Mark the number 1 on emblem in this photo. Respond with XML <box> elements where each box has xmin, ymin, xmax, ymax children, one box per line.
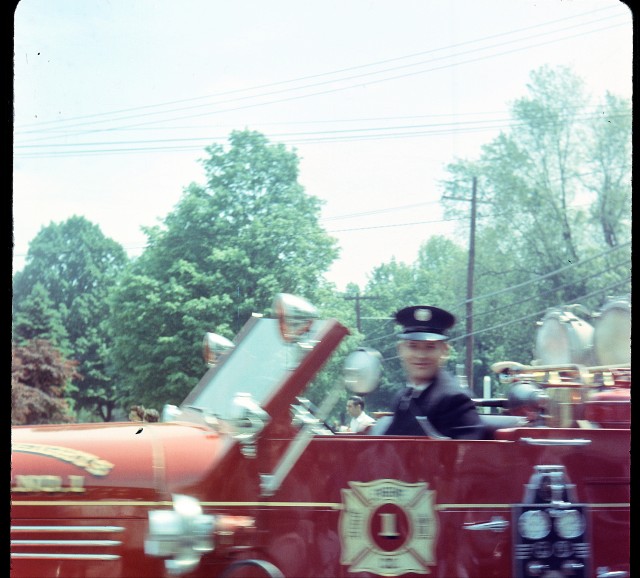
<box><xmin>379</xmin><ymin>513</ymin><xmax>400</xmax><ymax>538</ymax></box>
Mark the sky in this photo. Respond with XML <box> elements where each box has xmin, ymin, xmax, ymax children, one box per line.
<box><xmin>12</xmin><ymin>0</ymin><xmax>633</xmax><ymax>291</ymax></box>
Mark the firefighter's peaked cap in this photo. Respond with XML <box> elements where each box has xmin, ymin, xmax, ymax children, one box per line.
<box><xmin>394</xmin><ymin>305</ymin><xmax>455</xmax><ymax>341</ymax></box>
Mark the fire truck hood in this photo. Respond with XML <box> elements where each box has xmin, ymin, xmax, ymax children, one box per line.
<box><xmin>11</xmin><ymin>421</ymin><xmax>223</xmax><ymax>500</ymax></box>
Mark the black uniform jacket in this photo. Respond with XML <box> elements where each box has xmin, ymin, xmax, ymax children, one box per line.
<box><xmin>385</xmin><ymin>369</ymin><xmax>484</xmax><ymax>439</ymax></box>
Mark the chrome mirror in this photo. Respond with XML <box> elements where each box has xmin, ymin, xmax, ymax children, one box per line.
<box><xmin>343</xmin><ymin>347</ymin><xmax>383</xmax><ymax>394</ymax></box>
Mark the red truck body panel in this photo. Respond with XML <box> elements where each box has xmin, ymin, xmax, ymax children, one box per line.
<box><xmin>11</xmin><ymin>306</ymin><xmax>630</xmax><ymax>578</ymax></box>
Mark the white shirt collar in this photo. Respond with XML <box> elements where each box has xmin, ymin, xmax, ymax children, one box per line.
<box><xmin>408</xmin><ymin>381</ymin><xmax>432</xmax><ymax>396</ymax></box>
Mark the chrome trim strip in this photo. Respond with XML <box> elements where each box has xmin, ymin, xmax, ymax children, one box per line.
<box><xmin>11</xmin><ymin>553</ymin><xmax>120</xmax><ymax>560</ymax></box>
<box><xmin>12</xmin><ymin>539</ymin><xmax>121</xmax><ymax>547</ymax></box>
<box><xmin>463</xmin><ymin>517</ymin><xmax>510</xmax><ymax>532</ymax></box>
<box><xmin>12</xmin><ymin>500</ymin><xmax>175</xmax><ymax>507</ymax></box>
<box><xmin>520</xmin><ymin>437</ymin><xmax>592</xmax><ymax>446</ymax></box>
<box><xmin>10</xmin><ymin>500</ymin><xmax>631</xmax><ymax>509</ymax></box>
<box><xmin>11</xmin><ymin>525</ymin><xmax>124</xmax><ymax>533</ymax></box>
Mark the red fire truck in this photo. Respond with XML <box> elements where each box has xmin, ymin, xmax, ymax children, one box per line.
<box><xmin>11</xmin><ymin>293</ymin><xmax>630</xmax><ymax>578</ymax></box>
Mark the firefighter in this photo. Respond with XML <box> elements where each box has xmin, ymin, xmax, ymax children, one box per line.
<box><xmin>384</xmin><ymin>305</ymin><xmax>484</xmax><ymax>439</ymax></box>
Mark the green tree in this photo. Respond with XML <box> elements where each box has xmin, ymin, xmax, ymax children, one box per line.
<box><xmin>108</xmin><ymin>130</ymin><xmax>339</xmax><ymax>407</ymax></box>
<box><xmin>12</xmin><ymin>216</ymin><xmax>129</xmax><ymax>420</ymax></box>
<box><xmin>445</xmin><ymin>66</ymin><xmax>630</xmax><ymax>287</ymax></box>
<box><xmin>12</xmin><ymin>282</ymin><xmax>70</xmax><ymax>350</ymax></box>
<box><xmin>582</xmin><ymin>92</ymin><xmax>632</xmax><ymax>248</ymax></box>
<box><xmin>455</xmin><ymin>65</ymin><xmax>591</xmax><ymax>269</ymax></box>
<box><xmin>440</xmin><ymin>66</ymin><xmax>631</xmax><ymax>384</ymax></box>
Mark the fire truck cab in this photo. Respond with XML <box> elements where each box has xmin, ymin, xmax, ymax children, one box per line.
<box><xmin>11</xmin><ymin>293</ymin><xmax>630</xmax><ymax>578</ymax></box>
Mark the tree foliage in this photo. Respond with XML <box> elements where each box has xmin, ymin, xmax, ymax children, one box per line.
<box><xmin>345</xmin><ymin>66</ymin><xmax>630</xmax><ymax>402</ymax></box>
<box><xmin>12</xmin><ymin>67</ymin><xmax>630</xmax><ymax>422</ymax></box>
<box><xmin>400</xmin><ymin>66</ymin><xmax>629</xmax><ymax>394</ymax></box>
<box><xmin>582</xmin><ymin>92</ymin><xmax>632</xmax><ymax>248</ymax></box>
<box><xmin>12</xmin><ymin>216</ymin><xmax>129</xmax><ymax>419</ymax></box>
<box><xmin>108</xmin><ymin>130</ymin><xmax>340</xmax><ymax>407</ymax></box>
<box><xmin>12</xmin><ymin>282</ymin><xmax>70</xmax><ymax>350</ymax></box>
<box><xmin>11</xmin><ymin>340</ymin><xmax>79</xmax><ymax>425</ymax></box>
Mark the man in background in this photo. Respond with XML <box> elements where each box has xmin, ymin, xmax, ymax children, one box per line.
<box><xmin>346</xmin><ymin>395</ymin><xmax>376</xmax><ymax>433</ymax></box>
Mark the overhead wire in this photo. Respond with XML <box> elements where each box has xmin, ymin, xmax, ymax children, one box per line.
<box><xmin>378</xmin><ymin>275</ymin><xmax>630</xmax><ymax>363</ymax></box>
<box><xmin>322</xmin><ymin>200</ymin><xmax>442</xmax><ymax>222</ymax></box>
<box><xmin>464</xmin><ymin>256</ymin><xmax>631</xmax><ymax>323</ymax></box>
<box><xmin>14</xmin><ymin>7</ymin><xmax>628</xmax><ymax>150</ymax></box>
<box><xmin>15</xmin><ymin>4</ymin><xmax>621</xmax><ymax>134</ymax></box>
<box><xmin>452</xmin><ymin>241</ymin><xmax>630</xmax><ymax>308</ymax></box>
<box><xmin>358</xmin><ymin>243</ymin><xmax>631</xmax><ymax>350</ymax></box>
<box><xmin>447</xmin><ymin>276</ymin><xmax>631</xmax><ymax>345</ymax></box>
<box><xmin>14</xmin><ymin>108</ymin><xmax>629</xmax><ymax>158</ymax></box>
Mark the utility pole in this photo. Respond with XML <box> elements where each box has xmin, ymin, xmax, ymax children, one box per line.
<box><xmin>465</xmin><ymin>177</ymin><xmax>477</xmax><ymax>394</ymax></box>
<box><xmin>344</xmin><ymin>292</ymin><xmax>379</xmax><ymax>332</ymax></box>
<box><xmin>442</xmin><ymin>177</ymin><xmax>478</xmax><ymax>394</ymax></box>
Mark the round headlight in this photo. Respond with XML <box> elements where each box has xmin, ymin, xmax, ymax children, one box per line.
<box><xmin>554</xmin><ymin>509</ymin><xmax>585</xmax><ymax>539</ymax></box>
<box><xmin>518</xmin><ymin>509</ymin><xmax>551</xmax><ymax>540</ymax></box>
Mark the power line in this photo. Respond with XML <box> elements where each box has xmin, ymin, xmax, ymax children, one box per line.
<box><xmin>15</xmin><ymin>10</ymin><xmax>627</xmax><ymax>144</ymax></box>
<box><xmin>357</xmin><ymin>244</ymin><xmax>630</xmax><ymax>347</ymax></box>
<box><xmin>447</xmin><ymin>276</ymin><xmax>631</xmax><ymax>344</ymax></box>
<box><xmin>322</xmin><ymin>200</ymin><xmax>442</xmax><ymax>222</ymax></box>
<box><xmin>379</xmin><ymin>277</ymin><xmax>630</xmax><ymax>363</ymax></box>
<box><xmin>327</xmin><ymin>216</ymin><xmax>461</xmax><ymax>234</ymax></box>
<box><xmin>451</xmin><ymin>241</ymin><xmax>630</xmax><ymax>309</ymax></box>
<box><xmin>466</xmin><ymin>255</ymin><xmax>631</xmax><ymax>323</ymax></box>
<box><xmin>16</xmin><ymin>5</ymin><xmax>621</xmax><ymax>134</ymax></box>
<box><xmin>14</xmin><ymin>109</ymin><xmax>629</xmax><ymax>158</ymax></box>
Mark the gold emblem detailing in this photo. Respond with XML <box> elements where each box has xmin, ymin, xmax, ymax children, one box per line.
<box><xmin>339</xmin><ymin>479</ymin><xmax>438</xmax><ymax>576</ymax></box>
<box><xmin>12</xmin><ymin>443</ymin><xmax>114</xmax><ymax>476</ymax></box>
<box><xmin>414</xmin><ymin>308</ymin><xmax>432</xmax><ymax>322</ymax></box>
<box><xmin>12</xmin><ymin>475</ymin><xmax>86</xmax><ymax>493</ymax></box>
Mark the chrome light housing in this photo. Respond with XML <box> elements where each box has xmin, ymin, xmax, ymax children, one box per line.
<box><xmin>203</xmin><ymin>332</ymin><xmax>235</xmax><ymax>367</ymax></box>
<box><xmin>272</xmin><ymin>293</ymin><xmax>318</xmax><ymax>344</ymax></box>
<box><xmin>145</xmin><ymin>494</ymin><xmax>216</xmax><ymax>576</ymax></box>
<box><xmin>224</xmin><ymin>392</ymin><xmax>270</xmax><ymax>457</ymax></box>
<box><xmin>343</xmin><ymin>347</ymin><xmax>383</xmax><ymax>394</ymax></box>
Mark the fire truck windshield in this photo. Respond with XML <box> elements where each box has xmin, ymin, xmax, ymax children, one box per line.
<box><xmin>182</xmin><ymin>317</ymin><xmax>329</xmax><ymax>421</ymax></box>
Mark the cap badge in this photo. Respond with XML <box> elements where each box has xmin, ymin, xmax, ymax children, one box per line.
<box><xmin>414</xmin><ymin>308</ymin><xmax>432</xmax><ymax>322</ymax></box>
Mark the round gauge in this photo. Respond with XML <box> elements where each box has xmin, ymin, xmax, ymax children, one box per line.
<box><xmin>532</xmin><ymin>541</ymin><xmax>552</xmax><ymax>558</ymax></box>
<box><xmin>554</xmin><ymin>509</ymin><xmax>585</xmax><ymax>539</ymax></box>
<box><xmin>518</xmin><ymin>509</ymin><xmax>552</xmax><ymax>540</ymax></box>
<box><xmin>553</xmin><ymin>540</ymin><xmax>573</xmax><ymax>558</ymax></box>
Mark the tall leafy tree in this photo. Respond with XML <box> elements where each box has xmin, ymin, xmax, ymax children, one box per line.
<box><xmin>439</xmin><ymin>66</ymin><xmax>631</xmax><ymax>386</ymax></box>
<box><xmin>445</xmin><ymin>66</ymin><xmax>630</xmax><ymax>288</ymax></box>
<box><xmin>12</xmin><ymin>216</ymin><xmax>129</xmax><ymax>420</ymax></box>
<box><xmin>582</xmin><ymin>92</ymin><xmax>632</xmax><ymax>249</ymax></box>
<box><xmin>108</xmin><ymin>130</ymin><xmax>339</xmax><ymax>407</ymax></box>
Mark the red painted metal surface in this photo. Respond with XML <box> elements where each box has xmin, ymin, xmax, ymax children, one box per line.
<box><xmin>11</xmin><ymin>313</ymin><xmax>631</xmax><ymax>578</ymax></box>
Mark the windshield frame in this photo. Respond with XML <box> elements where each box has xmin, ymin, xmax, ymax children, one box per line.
<box><xmin>180</xmin><ymin>314</ymin><xmax>349</xmax><ymax>423</ymax></box>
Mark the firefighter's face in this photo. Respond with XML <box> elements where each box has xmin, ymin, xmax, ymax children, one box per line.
<box><xmin>397</xmin><ymin>339</ymin><xmax>448</xmax><ymax>384</ymax></box>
